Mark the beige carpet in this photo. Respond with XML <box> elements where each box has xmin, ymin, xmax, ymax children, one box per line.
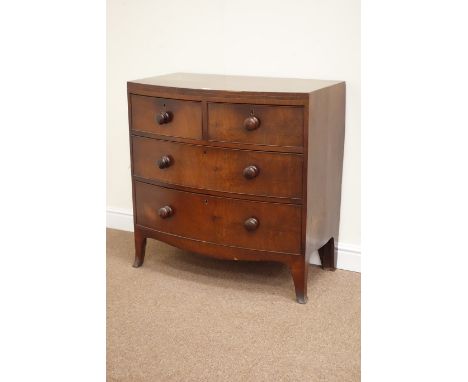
<box><xmin>107</xmin><ymin>228</ymin><xmax>360</xmax><ymax>382</ymax></box>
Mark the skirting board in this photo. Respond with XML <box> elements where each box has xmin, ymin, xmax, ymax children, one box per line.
<box><xmin>107</xmin><ymin>207</ymin><xmax>361</xmax><ymax>273</ymax></box>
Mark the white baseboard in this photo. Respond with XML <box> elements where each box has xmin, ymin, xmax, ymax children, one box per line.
<box><xmin>107</xmin><ymin>207</ymin><xmax>361</xmax><ymax>273</ymax></box>
<box><xmin>106</xmin><ymin>207</ymin><xmax>134</xmax><ymax>232</ymax></box>
<box><xmin>309</xmin><ymin>244</ymin><xmax>361</xmax><ymax>273</ymax></box>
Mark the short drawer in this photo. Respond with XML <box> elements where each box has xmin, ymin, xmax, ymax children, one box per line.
<box><xmin>135</xmin><ymin>182</ymin><xmax>302</xmax><ymax>254</ymax></box>
<box><xmin>130</xmin><ymin>95</ymin><xmax>202</xmax><ymax>139</ymax></box>
<box><xmin>207</xmin><ymin>102</ymin><xmax>304</xmax><ymax>148</ymax></box>
<box><xmin>132</xmin><ymin>136</ymin><xmax>303</xmax><ymax>200</ymax></box>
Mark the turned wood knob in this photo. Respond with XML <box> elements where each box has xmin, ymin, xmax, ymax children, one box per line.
<box><xmin>243</xmin><ymin>115</ymin><xmax>260</xmax><ymax>131</ymax></box>
<box><xmin>157</xmin><ymin>155</ymin><xmax>173</xmax><ymax>169</ymax></box>
<box><xmin>244</xmin><ymin>217</ymin><xmax>259</xmax><ymax>231</ymax></box>
<box><xmin>158</xmin><ymin>206</ymin><xmax>174</xmax><ymax>219</ymax></box>
<box><xmin>243</xmin><ymin>165</ymin><xmax>260</xmax><ymax>179</ymax></box>
<box><xmin>156</xmin><ymin>111</ymin><xmax>173</xmax><ymax>125</ymax></box>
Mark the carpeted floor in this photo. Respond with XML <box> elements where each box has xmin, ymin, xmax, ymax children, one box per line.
<box><xmin>107</xmin><ymin>228</ymin><xmax>360</xmax><ymax>381</ymax></box>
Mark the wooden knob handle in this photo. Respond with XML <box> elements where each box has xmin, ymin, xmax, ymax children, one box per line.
<box><xmin>158</xmin><ymin>206</ymin><xmax>174</xmax><ymax>219</ymax></box>
<box><xmin>243</xmin><ymin>165</ymin><xmax>260</xmax><ymax>179</ymax></box>
<box><xmin>156</xmin><ymin>111</ymin><xmax>173</xmax><ymax>125</ymax></box>
<box><xmin>244</xmin><ymin>217</ymin><xmax>259</xmax><ymax>231</ymax></box>
<box><xmin>243</xmin><ymin>115</ymin><xmax>260</xmax><ymax>131</ymax></box>
<box><xmin>157</xmin><ymin>155</ymin><xmax>173</xmax><ymax>169</ymax></box>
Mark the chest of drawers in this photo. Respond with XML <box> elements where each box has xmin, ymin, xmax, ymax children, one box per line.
<box><xmin>127</xmin><ymin>73</ymin><xmax>345</xmax><ymax>303</ymax></box>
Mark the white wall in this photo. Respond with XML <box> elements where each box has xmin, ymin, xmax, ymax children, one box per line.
<box><xmin>107</xmin><ymin>0</ymin><xmax>360</xmax><ymax>250</ymax></box>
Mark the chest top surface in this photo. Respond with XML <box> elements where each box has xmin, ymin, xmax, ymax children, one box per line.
<box><xmin>129</xmin><ymin>72</ymin><xmax>342</xmax><ymax>95</ymax></box>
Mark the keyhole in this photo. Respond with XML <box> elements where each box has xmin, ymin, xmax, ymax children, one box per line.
<box><xmin>204</xmin><ymin>199</ymin><xmax>208</xmax><ymax>204</ymax></box>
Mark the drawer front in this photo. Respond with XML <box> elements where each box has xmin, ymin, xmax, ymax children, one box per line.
<box><xmin>130</xmin><ymin>95</ymin><xmax>202</xmax><ymax>139</ymax></box>
<box><xmin>132</xmin><ymin>136</ymin><xmax>303</xmax><ymax>199</ymax></box>
<box><xmin>135</xmin><ymin>182</ymin><xmax>302</xmax><ymax>254</ymax></box>
<box><xmin>207</xmin><ymin>103</ymin><xmax>304</xmax><ymax>147</ymax></box>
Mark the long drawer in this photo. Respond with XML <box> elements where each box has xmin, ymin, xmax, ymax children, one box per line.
<box><xmin>132</xmin><ymin>136</ymin><xmax>303</xmax><ymax>200</ymax></box>
<box><xmin>135</xmin><ymin>182</ymin><xmax>302</xmax><ymax>254</ymax></box>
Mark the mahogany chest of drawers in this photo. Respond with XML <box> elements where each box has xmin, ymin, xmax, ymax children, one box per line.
<box><xmin>127</xmin><ymin>73</ymin><xmax>345</xmax><ymax>303</ymax></box>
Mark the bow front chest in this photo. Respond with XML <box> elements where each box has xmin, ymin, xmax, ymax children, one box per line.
<box><xmin>127</xmin><ymin>73</ymin><xmax>345</xmax><ymax>303</ymax></box>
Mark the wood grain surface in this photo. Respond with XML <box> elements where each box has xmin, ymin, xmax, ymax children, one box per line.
<box><xmin>132</xmin><ymin>136</ymin><xmax>303</xmax><ymax>200</ymax></box>
<box><xmin>135</xmin><ymin>181</ymin><xmax>302</xmax><ymax>254</ymax></box>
